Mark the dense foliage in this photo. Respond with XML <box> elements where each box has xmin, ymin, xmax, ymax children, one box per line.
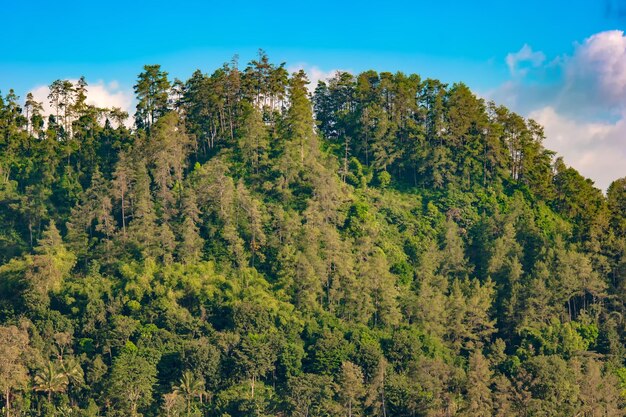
<box><xmin>1</xmin><ymin>51</ymin><xmax>626</xmax><ymax>416</ymax></box>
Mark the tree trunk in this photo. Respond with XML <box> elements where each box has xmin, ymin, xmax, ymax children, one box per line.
<box><xmin>381</xmin><ymin>388</ymin><xmax>387</xmax><ymax>417</ymax></box>
<box><xmin>5</xmin><ymin>388</ymin><xmax>10</xmax><ymax>417</ymax></box>
<box><xmin>567</xmin><ymin>298</ymin><xmax>572</xmax><ymax>322</ymax></box>
<box><xmin>121</xmin><ymin>190</ymin><xmax>126</xmax><ymax>237</ymax></box>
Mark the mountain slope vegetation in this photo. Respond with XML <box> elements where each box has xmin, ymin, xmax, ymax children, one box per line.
<box><xmin>1</xmin><ymin>51</ymin><xmax>626</xmax><ymax>416</ymax></box>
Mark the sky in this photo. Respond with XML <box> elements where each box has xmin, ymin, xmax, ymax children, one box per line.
<box><xmin>2</xmin><ymin>0</ymin><xmax>626</xmax><ymax>190</ymax></box>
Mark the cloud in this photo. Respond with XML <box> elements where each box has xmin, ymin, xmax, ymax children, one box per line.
<box><xmin>287</xmin><ymin>64</ymin><xmax>351</xmax><ymax>92</ymax></box>
<box><xmin>563</xmin><ymin>30</ymin><xmax>626</xmax><ymax>112</ymax></box>
<box><xmin>489</xmin><ymin>31</ymin><xmax>626</xmax><ymax>190</ymax></box>
<box><xmin>529</xmin><ymin>106</ymin><xmax>625</xmax><ymax>190</ymax></box>
<box><xmin>29</xmin><ymin>79</ymin><xmax>133</xmax><ymax>125</ymax></box>
<box><xmin>506</xmin><ymin>44</ymin><xmax>546</xmax><ymax>77</ymax></box>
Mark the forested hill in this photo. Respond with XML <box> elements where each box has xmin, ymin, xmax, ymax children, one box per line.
<box><xmin>1</xmin><ymin>51</ymin><xmax>626</xmax><ymax>417</ymax></box>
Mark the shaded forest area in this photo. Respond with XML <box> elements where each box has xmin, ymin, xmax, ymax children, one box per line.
<box><xmin>1</xmin><ymin>51</ymin><xmax>626</xmax><ymax>416</ymax></box>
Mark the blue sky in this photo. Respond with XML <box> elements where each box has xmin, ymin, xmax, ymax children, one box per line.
<box><xmin>2</xmin><ymin>0</ymin><xmax>626</xmax><ymax>189</ymax></box>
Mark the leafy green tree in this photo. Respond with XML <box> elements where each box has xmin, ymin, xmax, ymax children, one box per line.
<box><xmin>0</xmin><ymin>55</ymin><xmax>625</xmax><ymax>417</ymax></box>
<box><xmin>607</xmin><ymin>177</ymin><xmax>626</xmax><ymax>237</ymax></box>
<box><xmin>177</xmin><ymin>187</ymin><xmax>204</xmax><ymax>263</ymax></box>
<box><xmin>233</xmin><ymin>333</ymin><xmax>276</xmax><ymax>398</ymax></box>
<box><xmin>134</xmin><ymin>64</ymin><xmax>171</xmax><ymax>129</ymax></box>
<box><xmin>24</xmin><ymin>222</ymin><xmax>76</xmax><ymax>310</ymax></box>
<box><xmin>287</xmin><ymin>373</ymin><xmax>339</xmax><ymax>417</ymax></box>
<box><xmin>517</xmin><ymin>355</ymin><xmax>579</xmax><ymax>417</ymax></box>
<box><xmin>278</xmin><ymin>69</ymin><xmax>318</xmax><ymax>189</ymax></box>
<box><xmin>107</xmin><ymin>349</ymin><xmax>157</xmax><ymax>417</ymax></box>
<box><xmin>238</xmin><ymin>101</ymin><xmax>268</xmax><ymax>174</ymax></box>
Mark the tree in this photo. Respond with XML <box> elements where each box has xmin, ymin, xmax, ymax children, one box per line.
<box><xmin>488</xmin><ymin>221</ymin><xmax>524</xmax><ymax>335</ymax></box>
<box><xmin>24</xmin><ymin>221</ymin><xmax>76</xmax><ymax>310</ymax></box>
<box><xmin>66</xmin><ymin>167</ymin><xmax>116</xmax><ymax>257</ymax></box>
<box><xmin>24</xmin><ymin>92</ymin><xmax>44</xmax><ymax>136</ymax></box>
<box><xmin>238</xmin><ymin>101</ymin><xmax>268</xmax><ymax>174</ymax></box>
<box><xmin>446</xmin><ymin>278</ymin><xmax>496</xmax><ymax>353</ymax></box>
<box><xmin>440</xmin><ymin>218</ymin><xmax>471</xmax><ymax>280</ymax></box>
<box><xmin>126</xmin><ymin>159</ymin><xmax>160</xmax><ymax>259</ymax></box>
<box><xmin>112</xmin><ymin>151</ymin><xmax>133</xmax><ymax>237</ymax></box>
<box><xmin>134</xmin><ymin>64</ymin><xmax>171</xmax><ymax>129</ymax></box>
<box><xmin>174</xmin><ymin>371</ymin><xmax>205</xmax><ymax>416</ymax></box>
<box><xmin>148</xmin><ymin>112</ymin><xmax>190</xmax><ymax>218</ymax></box>
<box><xmin>177</xmin><ymin>187</ymin><xmax>204</xmax><ymax>263</ymax></box>
<box><xmin>61</xmin><ymin>356</ymin><xmax>84</xmax><ymax>407</ymax></box>
<box><xmin>1</xmin><ymin>55</ymin><xmax>626</xmax><ymax>417</ymax></box>
<box><xmin>518</xmin><ymin>355</ymin><xmax>579</xmax><ymax>416</ymax></box>
<box><xmin>462</xmin><ymin>350</ymin><xmax>493</xmax><ymax>416</ymax></box>
<box><xmin>33</xmin><ymin>361</ymin><xmax>69</xmax><ymax>404</ymax></box>
<box><xmin>162</xmin><ymin>392</ymin><xmax>184</xmax><ymax>417</ymax></box>
<box><xmin>279</xmin><ymin>69</ymin><xmax>318</xmax><ymax>188</ymax></box>
<box><xmin>410</xmin><ymin>241</ymin><xmax>448</xmax><ymax>339</ymax></box>
<box><xmin>339</xmin><ymin>361</ymin><xmax>366</xmax><ymax>417</ymax></box>
<box><xmin>573</xmin><ymin>358</ymin><xmax>622</xmax><ymax>416</ymax></box>
<box><xmin>288</xmin><ymin>373</ymin><xmax>339</xmax><ymax>417</ymax></box>
<box><xmin>107</xmin><ymin>349</ymin><xmax>157</xmax><ymax>417</ymax></box>
<box><xmin>552</xmin><ymin>241</ymin><xmax>606</xmax><ymax>321</ymax></box>
<box><xmin>47</xmin><ymin>79</ymin><xmax>75</xmax><ymax>137</ymax></box>
<box><xmin>359</xmin><ymin>247</ymin><xmax>400</xmax><ymax>327</ymax></box>
<box><xmin>607</xmin><ymin>177</ymin><xmax>626</xmax><ymax>237</ymax></box>
<box><xmin>0</xmin><ymin>326</ymin><xmax>29</xmax><ymax>416</ymax></box>
<box><xmin>365</xmin><ymin>358</ymin><xmax>389</xmax><ymax>417</ymax></box>
<box><xmin>233</xmin><ymin>333</ymin><xmax>275</xmax><ymax>398</ymax></box>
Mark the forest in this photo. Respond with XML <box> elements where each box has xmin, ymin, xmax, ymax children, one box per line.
<box><xmin>1</xmin><ymin>51</ymin><xmax>626</xmax><ymax>416</ymax></box>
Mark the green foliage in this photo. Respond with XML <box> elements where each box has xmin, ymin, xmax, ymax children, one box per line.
<box><xmin>0</xmin><ymin>56</ymin><xmax>624</xmax><ymax>416</ymax></box>
<box><xmin>107</xmin><ymin>349</ymin><xmax>158</xmax><ymax>416</ymax></box>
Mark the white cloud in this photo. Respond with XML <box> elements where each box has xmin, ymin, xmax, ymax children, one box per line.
<box><xmin>85</xmin><ymin>81</ymin><xmax>133</xmax><ymax>111</ymax></box>
<box><xmin>287</xmin><ymin>64</ymin><xmax>351</xmax><ymax>92</ymax></box>
<box><xmin>529</xmin><ymin>106</ymin><xmax>625</xmax><ymax>190</ymax></box>
<box><xmin>505</xmin><ymin>44</ymin><xmax>546</xmax><ymax>77</ymax></box>
<box><xmin>490</xmin><ymin>31</ymin><xmax>626</xmax><ymax>190</ymax></box>
<box><xmin>29</xmin><ymin>79</ymin><xmax>133</xmax><ymax>125</ymax></box>
<box><xmin>563</xmin><ymin>30</ymin><xmax>626</xmax><ymax>111</ymax></box>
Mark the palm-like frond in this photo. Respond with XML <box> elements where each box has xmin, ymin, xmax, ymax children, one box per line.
<box><xmin>173</xmin><ymin>371</ymin><xmax>205</xmax><ymax>415</ymax></box>
<box><xmin>174</xmin><ymin>371</ymin><xmax>204</xmax><ymax>399</ymax></box>
<box><xmin>61</xmin><ymin>357</ymin><xmax>84</xmax><ymax>387</ymax></box>
<box><xmin>33</xmin><ymin>361</ymin><xmax>69</xmax><ymax>401</ymax></box>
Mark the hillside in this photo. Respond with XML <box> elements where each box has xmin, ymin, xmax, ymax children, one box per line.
<box><xmin>1</xmin><ymin>52</ymin><xmax>626</xmax><ymax>416</ymax></box>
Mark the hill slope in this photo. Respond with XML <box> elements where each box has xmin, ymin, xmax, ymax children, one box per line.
<box><xmin>1</xmin><ymin>53</ymin><xmax>626</xmax><ymax>416</ymax></box>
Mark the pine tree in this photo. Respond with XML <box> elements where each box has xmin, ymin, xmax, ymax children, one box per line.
<box><xmin>134</xmin><ymin>64</ymin><xmax>171</xmax><ymax>129</ymax></box>
<box><xmin>24</xmin><ymin>222</ymin><xmax>76</xmax><ymax>310</ymax></box>
<box><xmin>279</xmin><ymin>70</ymin><xmax>318</xmax><ymax>190</ymax></box>
<box><xmin>339</xmin><ymin>361</ymin><xmax>366</xmax><ymax>417</ymax></box>
<box><xmin>177</xmin><ymin>187</ymin><xmax>204</xmax><ymax>264</ymax></box>
<box><xmin>462</xmin><ymin>350</ymin><xmax>494</xmax><ymax>416</ymax></box>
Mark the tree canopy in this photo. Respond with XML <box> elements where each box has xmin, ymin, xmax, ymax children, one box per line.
<box><xmin>0</xmin><ymin>51</ymin><xmax>625</xmax><ymax>416</ymax></box>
